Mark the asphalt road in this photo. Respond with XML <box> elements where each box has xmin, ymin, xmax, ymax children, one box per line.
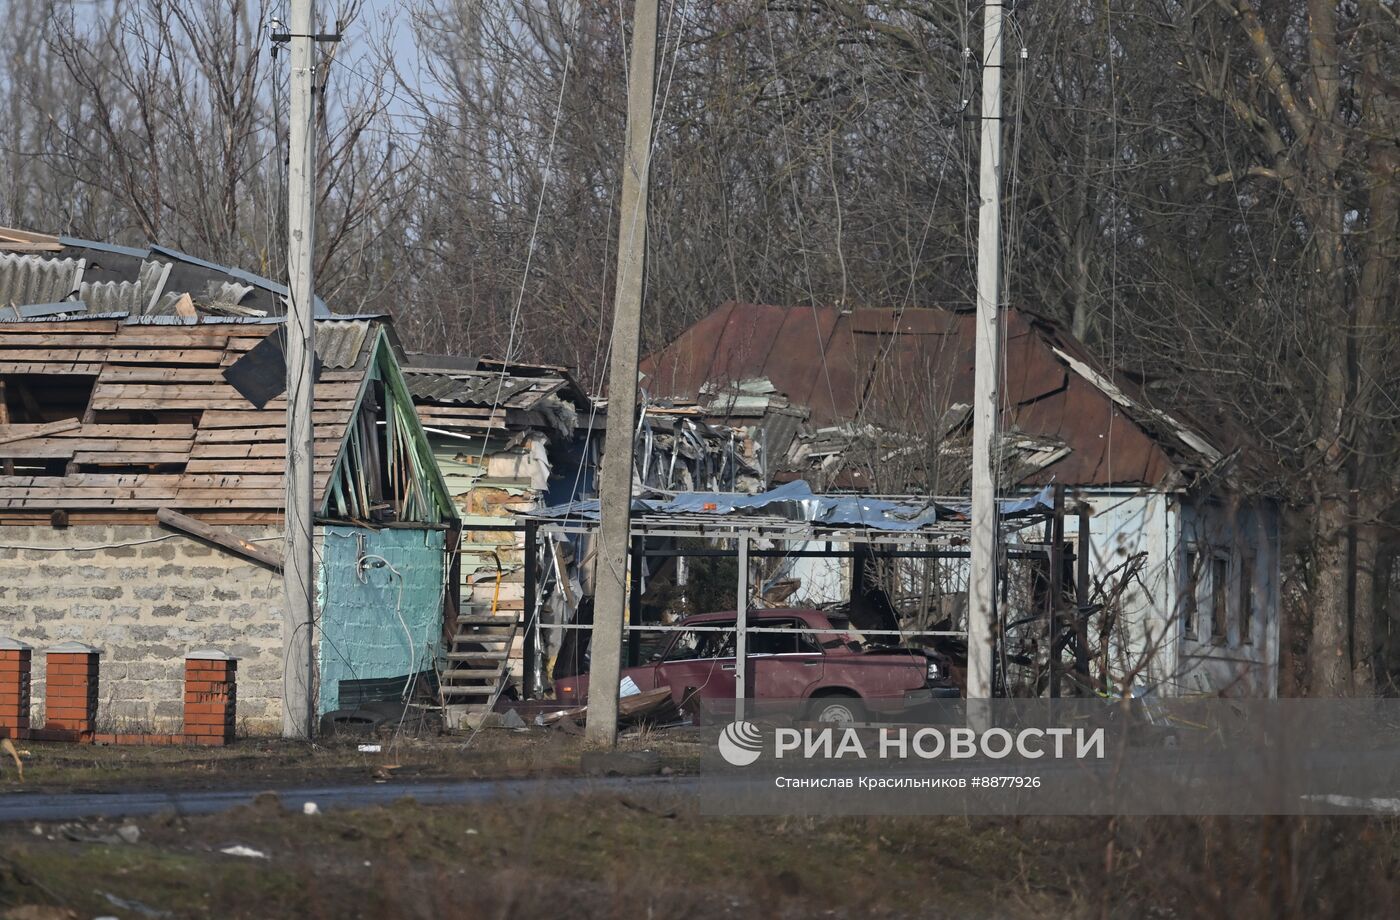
<box><xmin>0</xmin><ymin>775</ymin><xmax>691</xmax><ymax>823</ymax></box>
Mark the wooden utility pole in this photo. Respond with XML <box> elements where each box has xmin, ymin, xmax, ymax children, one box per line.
<box><xmin>282</xmin><ymin>0</ymin><xmax>318</xmax><ymax>740</ymax></box>
<box><xmin>968</xmin><ymin>0</ymin><xmax>1004</xmax><ymax>706</ymax></box>
<box><xmin>586</xmin><ymin>0</ymin><xmax>660</xmax><ymax>747</ymax></box>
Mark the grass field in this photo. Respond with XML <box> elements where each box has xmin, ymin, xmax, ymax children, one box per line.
<box><xmin>1</xmin><ymin>731</ymin><xmax>1399</xmax><ymax>918</ymax></box>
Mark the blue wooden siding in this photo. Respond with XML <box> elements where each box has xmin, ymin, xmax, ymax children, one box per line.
<box><xmin>316</xmin><ymin>524</ymin><xmax>448</xmax><ymax>715</ymax></box>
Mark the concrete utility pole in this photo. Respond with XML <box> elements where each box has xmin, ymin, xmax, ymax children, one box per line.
<box><xmin>586</xmin><ymin>0</ymin><xmax>660</xmax><ymax>747</ymax></box>
<box><xmin>968</xmin><ymin>0</ymin><xmax>1004</xmax><ymax>706</ymax></box>
<box><xmin>282</xmin><ymin>0</ymin><xmax>318</xmax><ymax>740</ymax></box>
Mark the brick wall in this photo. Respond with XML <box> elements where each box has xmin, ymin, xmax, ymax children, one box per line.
<box><xmin>0</xmin><ymin>524</ymin><xmax>284</xmax><ymax>733</ymax></box>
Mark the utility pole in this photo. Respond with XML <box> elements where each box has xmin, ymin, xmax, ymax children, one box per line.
<box><xmin>586</xmin><ymin>0</ymin><xmax>660</xmax><ymax>747</ymax></box>
<box><xmin>282</xmin><ymin>0</ymin><xmax>318</xmax><ymax>740</ymax></box>
<box><xmin>968</xmin><ymin>0</ymin><xmax>1004</xmax><ymax>708</ymax></box>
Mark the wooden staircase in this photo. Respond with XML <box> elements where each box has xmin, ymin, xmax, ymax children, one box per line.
<box><xmin>439</xmin><ymin>606</ymin><xmax>518</xmax><ymax>719</ymax></box>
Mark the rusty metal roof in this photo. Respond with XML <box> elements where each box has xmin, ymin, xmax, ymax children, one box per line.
<box><xmin>639</xmin><ymin>302</ymin><xmax>1225</xmax><ymax>488</ymax></box>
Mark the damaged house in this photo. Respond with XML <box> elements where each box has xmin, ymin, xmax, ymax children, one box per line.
<box><xmin>0</xmin><ymin>229</ymin><xmax>455</xmax><ymax>732</ymax></box>
<box><xmin>638</xmin><ymin>302</ymin><xmax>1282</xmax><ymax>698</ymax></box>
<box><xmin>402</xmin><ymin>352</ymin><xmax>763</xmax><ymax>714</ymax></box>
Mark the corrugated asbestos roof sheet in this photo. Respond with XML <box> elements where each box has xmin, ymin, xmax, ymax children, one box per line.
<box><xmin>316</xmin><ymin>320</ymin><xmax>373</xmax><ymax>370</ymax></box>
<box><xmin>639</xmin><ymin>302</ymin><xmax>1226</xmax><ymax>488</ymax></box>
<box><xmin>0</xmin><ymin>252</ymin><xmax>83</xmax><ymax>307</ymax></box>
<box><xmin>0</xmin><ymin>226</ymin><xmax>331</xmax><ymax>320</ymax></box>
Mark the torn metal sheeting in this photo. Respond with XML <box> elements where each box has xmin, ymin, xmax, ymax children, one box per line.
<box><xmin>535</xmin><ymin>479</ymin><xmax>1055</xmax><ymax>530</ymax></box>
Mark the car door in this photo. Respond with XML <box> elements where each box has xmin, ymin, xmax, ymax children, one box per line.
<box><xmin>751</xmin><ymin>618</ymin><xmax>825</xmax><ymax>700</ymax></box>
<box><xmin>653</xmin><ymin>620</ymin><xmax>736</xmax><ymax>713</ymax></box>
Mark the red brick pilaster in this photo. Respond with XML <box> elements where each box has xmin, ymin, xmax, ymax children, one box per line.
<box><xmin>0</xmin><ymin>637</ymin><xmax>32</xmax><ymax>740</ymax></box>
<box><xmin>184</xmin><ymin>649</ymin><xmax>237</xmax><ymax>746</ymax></box>
<box><xmin>44</xmin><ymin>641</ymin><xmax>100</xmax><ymax>741</ymax></box>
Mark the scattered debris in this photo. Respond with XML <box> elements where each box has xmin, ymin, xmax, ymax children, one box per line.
<box><xmin>100</xmin><ymin>891</ymin><xmax>172</xmax><ymax>918</ymax></box>
<box><xmin>357</xmin><ymin>744</ymin><xmax>382</xmax><ymax>753</ymax></box>
<box><xmin>219</xmin><ymin>845</ymin><xmax>268</xmax><ymax>859</ymax></box>
<box><xmin>302</xmin><ymin>802</ymin><xmax>320</xmax><ymax>816</ymax></box>
<box><xmin>57</xmin><ymin>822</ymin><xmax>141</xmax><ymax>846</ymax></box>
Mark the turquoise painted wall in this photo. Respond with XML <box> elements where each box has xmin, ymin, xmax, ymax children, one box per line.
<box><xmin>316</xmin><ymin>525</ymin><xmax>447</xmax><ymax>716</ymax></box>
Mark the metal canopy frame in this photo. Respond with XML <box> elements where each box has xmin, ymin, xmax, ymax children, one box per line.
<box><xmin>514</xmin><ymin>484</ymin><xmax>1090</xmax><ymax>709</ymax></box>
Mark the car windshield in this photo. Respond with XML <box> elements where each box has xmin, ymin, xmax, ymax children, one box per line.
<box><xmin>749</xmin><ymin>619</ymin><xmax>823</xmax><ymax>654</ymax></box>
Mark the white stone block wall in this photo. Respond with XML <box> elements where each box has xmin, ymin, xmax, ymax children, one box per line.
<box><xmin>0</xmin><ymin>523</ymin><xmax>284</xmax><ymax>733</ymax></box>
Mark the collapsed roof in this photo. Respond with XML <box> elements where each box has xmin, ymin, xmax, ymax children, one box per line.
<box><xmin>401</xmin><ymin>352</ymin><xmax>589</xmax><ymax>440</ymax></box>
<box><xmin>0</xmin><ymin>315</ymin><xmax>451</xmax><ymax>523</ymax></box>
<box><xmin>639</xmin><ymin>302</ymin><xmax>1226</xmax><ymax>490</ymax></box>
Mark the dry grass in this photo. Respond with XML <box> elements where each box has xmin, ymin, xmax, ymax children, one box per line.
<box><xmin>0</xmin><ymin>794</ymin><xmax>1397</xmax><ymax>919</ymax></box>
<box><xmin>0</xmin><ymin>728</ymin><xmax>704</xmax><ymax>793</ymax></box>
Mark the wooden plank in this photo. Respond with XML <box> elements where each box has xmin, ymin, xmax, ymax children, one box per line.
<box><xmin>91</xmin><ymin>396</ymin><xmax>356</xmax><ymax>411</ymax></box>
<box><xmin>189</xmin><ymin>439</ymin><xmax>341</xmax><ymax>459</ymax></box>
<box><xmin>0</xmin><ymin>418</ymin><xmax>81</xmax><ymax>446</ymax></box>
<box><xmin>2</xmin><ymin>331</ymin><xmax>236</xmax><ymax>348</ymax></box>
<box><xmin>93</xmin><ymin>382</ymin><xmax>361</xmax><ymax>400</ymax></box>
<box><xmin>94</xmin><ymin>366</ymin><xmax>366</xmax><ymax>384</ymax></box>
<box><xmin>185</xmin><ymin>458</ymin><xmax>335</xmax><ymax>474</ymax></box>
<box><xmin>106</xmin><ymin>349</ymin><xmax>226</xmax><ymax>365</ymax></box>
<box><xmin>0</xmin><ymin>363</ymin><xmax>105</xmax><ymax>375</ymax></box>
<box><xmin>60</xmin><ymin>425</ymin><xmax>195</xmax><ymax>440</ymax></box>
<box><xmin>98</xmin><ymin>367</ymin><xmax>235</xmax><ymax>383</ymax></box>
<box><xmin>3</xmin><ymin>439</ymin><xmax>191</xmax><ymax>459</ymax></box>
<box><xmin>72</xmin><ymin>452</ymin><xmax>190</xmax><ymax>465</ymax></box>
<box><xmin>198</xmin><ymin>409</ymin><xmax>349</xmax><ymax>428</ymax></box>
<box><xmin>0</xmin><ymin>321</ymin><xmax>120</xmax><ymax>334</ymax></box>
<box><xmin>193</xmin><ymin>424</ymin><xmax>345</xmax><ymax>444</ymax></box>
<box><xmin>0</xmin><ymin>349</ymin><xmax>114</xmax><ymax>362</ymax></box>
<box><xmin>0</xmin><ymin>473</ymin><xmax>180</xmax><ymax>488</ymax></box>
<box><xmin>157</xmin><ymin>507</ymin><xmax>283</xmax><ymax>571</ymax></box>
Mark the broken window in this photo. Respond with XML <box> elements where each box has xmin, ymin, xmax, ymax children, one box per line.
<box><xmin>0</xmin><ymin>374</ymin><xmax>97</xmax><ymax>476</ymax></box>
<box><xmin>1182</xmin><ymin>550</ymin><xmax>1200</xmax><ymax>640</ymax></box>
<box><xmin>1239</xmin><ymin>556</ymin><xmax>1255</xmax><ymax>645</ymax></box>
<box><xmin>1210</xmin><ymin>556</ymin><xmax>1230</xmax><ymax>645</ymax></box>
<box><xmin>663</xmin><ymin>624</ymin><xmax>735</xmax><ymax>661</ymax></box>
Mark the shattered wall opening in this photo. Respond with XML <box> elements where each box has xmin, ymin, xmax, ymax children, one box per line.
<box><xmin>0</xmin><ymin>374</ymin><xmax>98</xmax><ymax>475</ymax></box>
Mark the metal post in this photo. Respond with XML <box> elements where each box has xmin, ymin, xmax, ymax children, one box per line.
<box><xmin>281</xmin><ymin>0</ymin><xmax>318</xmax><ymax>740</ymax></box>
<box><xmin>1048</xmin><ymin>484</ymin><xmax>1065</xmax><ymax>698</ymax></box>
<box><xmin>628</xmin><ymin>536</ymin><xmax>644</xmax><ymax>667</ymax></box>
<box><xmin>1075</xmin><ymin>504</ymin><xmax>1092</xmax><ymax>684</ymax></box>
<box><xmin>585</xmin><ymin>0</ymin><xmax>660</xmax><ymax>746</ymax></box>
<box><xmin>735</xmin><ymin>535</ymin><xmax>749</xmax><ymax>722</ymax></box>
<box><xmin>967</xmin><ymin>0</ymin><xmax>1004</xmax><ymax>712</ymax></box>
<box><xmin>523</xmin><ymin>519</ymin><xmax>538</xmax><ymax>700</ymax></box>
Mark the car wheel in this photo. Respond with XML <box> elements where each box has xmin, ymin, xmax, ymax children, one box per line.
<box><xmin>808</xmin><ymin>695</ymin><xmax>866</xmax><ymax>725</ymax></box>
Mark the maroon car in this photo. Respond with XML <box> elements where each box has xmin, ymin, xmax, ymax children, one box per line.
<box><xmin>553</xmin><ymin>608</ymin><xmax>960</xmax><ymax>723</ymax></box>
